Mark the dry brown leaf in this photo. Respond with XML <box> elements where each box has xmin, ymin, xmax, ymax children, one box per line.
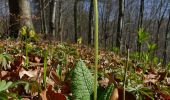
<box><xmin>166</xmin><ymin>77</ymin><xmax>170</xmax><ymax>85</ymax></box>
<box><xmin>40</xmin><ymin>89</ymin><xmax>47</xmax><ymax>100</ymax></box>
<box><xmin>110</xmin><ymin>88</ymin><xmax>119</xmax><ymax>100</ymax></box>
<box><xmin>47</xmin><ymin>85</ymin><xmax>66</xmax><ymax>100</ymax></box>
<box><xmin>1</xmin><ymin>71</ymin><xmax>8</xmax><ymax>77</ymax></box>
<box><xmin>35</xmin><ymin>56</ymin><xmax>41</xmax><ymax>63</ymax></box>
<box><xmin>19</xmin><ymin>68</ymin><xmax>39</xmax><ymax>78</ymax></box>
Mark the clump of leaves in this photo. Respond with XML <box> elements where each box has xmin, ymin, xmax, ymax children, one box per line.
<box><xmin>0</xmin><ymin>80</ymin><xmax>16</xmax><ymax>100</ymax></box>
<box><xmin>19</xmin><ymin>26</ymin><xmax>38</xmax><ymax>42</ymax></box>
<box><xmin>137</xmin><ymin>28</ymin><xmax>149</xmax><ymax>44</ymax></box>
<box><xmin>0</xmin><ymin>80</ymin><xmax>29</xmax><ymax>100</ymax></box>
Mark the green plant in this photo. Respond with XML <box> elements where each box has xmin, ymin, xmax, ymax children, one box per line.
<box><xmin>137</xmin><ymin>28</ymin><xmax>149</xmax><ymax>43</ymax></box>
<box><xmin>98</xmin><ymin>84</ymin><xmax>115</xmax><ymax>100</ymax></box>
<box><xmin>123</xmin><ymin>48</ymin><xmax>130</xmax><ymax>100</ymax></box>
<box><xmin>0</xmin><ymin>80</ymin><xmax>29</xmax><ymax>100</ymax></box>
<box><xmin>93</xmin><ymin>0</ymin><xmax>99</xmax><ymax>99</ymax></box>
<box><xmin>71</xmin><ymin>60</ymin><xmax>94</xmax><ymax>100</ymax></box>
<box><xmin>127</xmin><ymin>86</ymin><xmax>154</xmax><ymax>100</ymax></box>
<box><xmin>112</xmin><ymin>47</ymin><xmax>120</xmax><ymax>54</ymax></box>
<box><xmin>43</xmin><ymin>49</ymin><xmax>48</xmax><ymax>89</ymax></box>
<box><xmin>56</xmin><ymin>64</ymin><xmax>62</xmax><ymax>80</ymax></box>
<box><xmin>0</xmin><ymin>80</ymin><xmax>16</xmax><ymax>100</ymax></box>
<box><xmin>137</xmin><ymin>28</ymin><xmax>149</xmax><ymax>59</ymax></box>
<box><xmin>147</xmin><ymin>43</ymin><xmax>157</xmax><ymax>53</ymax></box>
<box><xmin>25</xmin><ymin>43</ymin><xmax>29</xmax><ymax>68</ymax></box>
<box><xmin>0</xmin><ymin>53</ymin><xmax>12</xmax><ymax>70</ymax></box>
<box><xmin>0</xmin><ymin>80</ymin><xmax>13</xmax><ymax>92</ymax></box>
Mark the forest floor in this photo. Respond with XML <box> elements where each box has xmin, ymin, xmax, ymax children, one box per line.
<box><xmin>0</xmin><ymin>39</ymin><xmax>170</xmax><ymax>100</ymax></box>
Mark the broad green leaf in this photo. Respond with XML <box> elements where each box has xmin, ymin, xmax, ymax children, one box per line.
<box><xmin>71</xmin><ymin>59</ymin><xmax>94</xmax><ymax>100</ymax></box>
<box><xmin>0</xmin><ymin>80</ymin><xmax>7</xmax><ymax>92</ymax></box>
<box><xmin>0</xmin><ymin>80</ymin><xmax>12</xmax><ymax>92</ymax></box>
<box><xmin>2</xmin><ymin>81</ymin><xmax>12</xmax><ymax>92</ymax></box>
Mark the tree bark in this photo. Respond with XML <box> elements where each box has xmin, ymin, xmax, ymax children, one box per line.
<box><xmin>163</xmin><ymin>11</ymin><xmax>170</xmax><ymax>66</ymax></box>
<box><xmin>74</xmin><ymin>0</ymin><xmax>78</xmax><ymax>43</ymax></box>
<box><xmin>88</xmin><ymin>0</ymin><xmax>93</xmax><ymax>45</ymax></box>
<box><xmin>49</xmin><ymin>0</ymin><xmax>57</xmax><ymax>37</ymax></box>
<box><xmin>58</xmin><ymin>0</ymin><xmax>63</xmax><ymax>42</ymax></box>
<box><xmin>8</xmin><ymin>0</ymin><xmax>20</xmax><ymax>38</ymax></box>
<box><xmin>137</xmin><ymin>0</ymin><xmax>144</xmax><ymax>53</ymax></box>
<box><xmin>155</xmin><ymin>2</ymin><xmax>168</xmax><ymax>56</ymax></box>
<box><xmin>116</xmin><ymin>0</ymin><xmax>124</xmax><ymax>49</ymax></box>
<box><xmin>19</xmin><ymin>0</ymin><xmax>34</xmax><ymax>29</ymax></box>
<box><xmin>39</xmin><ymin>0</ymin><xmax>47</xmax><ymax>34</ymax></box>
<box><xmin>9</xmin><ymin>0</ymin><xmax>34</xmax><ymax>38</ymax></box>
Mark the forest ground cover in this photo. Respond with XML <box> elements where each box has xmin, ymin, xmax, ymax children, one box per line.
<box><xmin>0</xmin><ymin>39</ymin><xmax>170</xmax><ymax>100</ymax></box>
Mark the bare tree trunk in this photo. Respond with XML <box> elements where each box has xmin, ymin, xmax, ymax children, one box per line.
<box><xmin>88</xmin><ymin>0</ymin><xmax>93</xmax><ymax>45</ymax></box>
<box><xmin>163</xmin><ymin>10</ymin><xmax>170</xmax><ymax>66</ymax></box>
<box><xmin>137</xmin><ymin>0</ymin><xmax>144</xmax><ymax>53</ymax></box>
<box><xmin>49</xmin><ymin>0</ymin><xmax>57</xmax><ymax>37</ymax></box>
<box><xmin>116</xmin><ymin>0</ymin><xmax>124</xmax><ymax>49</ymax></box>
<box><xmin>19</xmin><ymin>0</ymin><xmax>34</xmax><ymax>29</ymax></box>
<box><xmin>9</xmin><ymin>0</ymin><xmax>34</xmax><ymax>38</ymax></box>
<box><xmin>39</xmin><ymin>0</ymin><xmax>47</xmax><ymax>34</ymax></box>
<box><xmin>8</xmin><ymin>0</ymin><xmax>20</xmax><ymax>38</ymax></box>
<box><xmin>155</xmin><ymin>2</ymin><xmax>168</xmax><ymax>56</ymax></box>
<box><xmin>58</xmin><ymin>0</ymin><xmax>63</xmax><ymax>42</ymax></box>
<box><xmin>74</xmin><ymin>0</ymin><xmax>78</xmax><ymax>43</ymax></box>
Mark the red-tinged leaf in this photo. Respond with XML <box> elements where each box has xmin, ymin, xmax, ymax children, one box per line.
<box><xmin>51</xmin><ymin>71</ymin><xmax>62</xmax><ymax>85</ymax></box>
<box><xmin>160</xmin><ymin>93</ymin><xmax>170</xmax><ymax>100</ymax></box>
<box><xmin>61</xmin><ymin>81</ymin><xmax>71</xmax><ymax>94</ymax></box>
<box><xmin>47</xmin><ymin>85</ymin><xmax>66</xmax><ymax>100</ymax></box>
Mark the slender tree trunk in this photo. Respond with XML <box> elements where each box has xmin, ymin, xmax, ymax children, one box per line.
<box><xmin>116</xmin><ymin>0</ymin><xmax>124</xmax><ymax>49</ymax></box>
<box><xmin>58</xmin><ymin>0</ymin><xmax>63</xmax><ymax>42</ymax></box>
<box><xmin>9</xmin><ymin>0</ymin><xmax>34</xmax><ymax>38</ymax></box>
<box><xmin>137</xmin><ymin>0</ymin><xmax>144</xmax><ymax>53</ymax></box>
<box><xmin>39</xmin><ymin>0</ymin><xmax>47</xmax><ymax>34</ymax></box>
<box><xmin>9</xmin><ymin>0</ymin><xmax>20</xmax><ymax>38</ymax></box>
<box><xmin>163</xmin><ymin>11</ymin><xmax>170</xmax><ymax>66</ymax></box>
<box><xmin>49</xmin><ymin>0</ymin><xmax>57</xmax><ymax>37</ymax></box>
<box><xmin>74</xmin><ymin>0</ymin><xmax>78</xmax><ymax>43</ymax></box>
<box><xmin>155</xmin><ymin>3</ymin><xmax>168</xmax><ymax>56</ymax></box>
<box><xmin>88</xmin><ymin>0</ymin><xmax>93</xmax><ymax>45</ymax></box>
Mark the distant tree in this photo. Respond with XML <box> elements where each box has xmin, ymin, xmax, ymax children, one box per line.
<box><xmin>163</xmin><ymin>10</ymin><xmax>170</xmax><ymax>66</ymax></box>
<box><xmin>49</xmin><ymin>0</ymin><xmax>57</xmax><ymax>37</ymax></box>
<box><xmin>39</xmin><ymin>0</ymin><xmax>47</xmax><ymax>34</ymax></box>
<box><xmin>58</xmin><ymin>0</ymin><xmax>63</xmax><ymax>42</ymax></box>
<box><xmin>116</xmin><ymin>0</ymin><xmax>124</xmax><ymax>50</ymax></box>
<box><xmin>88</xmin><ymin>0</ymin><xmax>93</xmax><ymax>45</ymax></box>
<box><xmin>155</xmin><ymin>1</ymin><xmax>168</xmax><ymax>56</ymax></box>
<box><xmin>137</xmin><ymin>0</ymin><xmax>144</xmax><ymax>53</ymax></box>
<box><xmin>74</xmin><ymin>0</ymin><xmax>78</xmax><ymax>43</ymax></box>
